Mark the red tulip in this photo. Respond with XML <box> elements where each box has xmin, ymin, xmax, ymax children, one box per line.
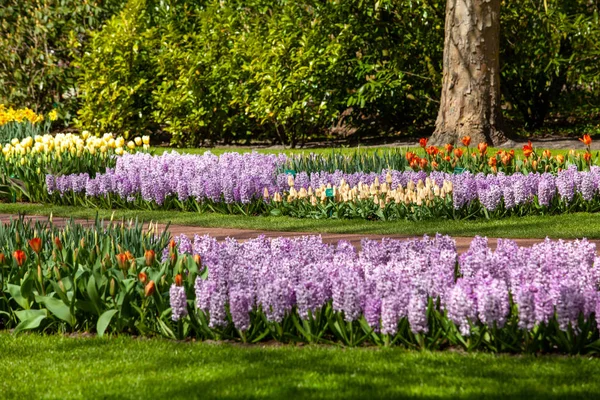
<box><xmin>580</xmin><ymin>134</ymin><xmax>592</xmax><ymax>146</ymax></box>
<box><xmin>13</xmin><ymin>250</ymin><xmax>26</xmax><ymax>267</ymax></box>
<box><xmin>28</xmin><ymin>237</ymin><xmax>42</xmax><ymax>254</ymax></box>
<box><xmin>461</xmin><ymin>136</ymin><xmax>471</xmax><ymax>146</ymax></box>
<box><xmin>523</xmin><ymin>141</ymin><xmax>533</xmax><ymax>158</ymax></box>
<box><xmin>419</xmin><ymin>138</ymin><xmax>428</xmax><ymax>148</ymax></box>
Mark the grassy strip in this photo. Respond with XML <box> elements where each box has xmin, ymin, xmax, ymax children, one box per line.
<box><xmin>2</xmin><ymin>203</ymin><xmax>600</xmax><ymax>239</ymax></box>
<box><xmin>153</xmin><ymin>145</ymin><xmax>574</xmax><ymax>158</ymax></box>
<box><xmin>0</xmin><ymin>333</ymin><xmax>599</xmax><ymax>399</ymax></box>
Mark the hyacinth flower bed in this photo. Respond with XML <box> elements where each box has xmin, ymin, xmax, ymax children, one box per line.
<box><xmin>46</xmin><ymin>151</ymin><xmax>600</xmax><ymax>221</ymax></box>
<box><xmin>3</xmin><ymin>218</ymin><xmax>600</xmax><ymax>354</ymax></box>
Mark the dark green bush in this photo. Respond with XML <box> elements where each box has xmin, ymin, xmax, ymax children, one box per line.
<box><xmin>74</xmin><ymin>0</ymin><xmax>600</xmax><ymax>145</ymax></box>
<box><xmin>78</xmin><ymin>0</ymin><xmax>444</xmax><ymax>146</ymax></box>
<box><xmin>0</xmin><ymin>0</ymin><xmax>123</xmax><ymax>124</ymax></box>
<box><xmin>501</xmin><ymin>0</ymin><xmax>600</xmax><ymax>130</ymax></box>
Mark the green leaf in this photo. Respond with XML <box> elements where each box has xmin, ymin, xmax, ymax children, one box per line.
<box><xmin>8</xmin><ymin>284</ymin><xmax>29</xmax><ymax>309</ymax></box>
<box><xmin>13</xmin><ymin>309</ymin><xmax>47</xmax><ymax>335</ymax></box>
<box><xmin>86</xmin><ymin>274</ymin><xmax>102</xmax><ymax>315</ymax></box>
<box><xmin>97</xmin><ymin>309</ymin><xmax>119</xmax><ymax>337</ymax></box>
<box><xmin>36</xmin><ymin>295</ymin><xmax>75</xmax><ymax>326</ymax></box>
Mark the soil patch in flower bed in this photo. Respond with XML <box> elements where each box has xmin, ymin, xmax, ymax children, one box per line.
<box><xmin>1</xmin><ymin>213</ymin><xmax>597</xmax><ymax>253</ymax></box>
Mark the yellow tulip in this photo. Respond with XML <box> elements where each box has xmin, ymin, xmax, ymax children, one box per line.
<box><xmin>134</xmin><ymin>137</ymin><xmax>142</xmax><ymax>146</ymax></box>
<box><xmin>127</xmin><ymin>141</ymin><xmax>135</xmax><ymax>150</ymax></box>
<box><xmin>142</xmin><ymin>135</ymin><xmax>150</xmax><ymax>145</ymax></box>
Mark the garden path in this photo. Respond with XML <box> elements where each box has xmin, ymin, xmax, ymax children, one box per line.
<box><xmin>1</xmin><ymin>213</ymin><xmax>598</xmax><ymax>254</ymax></box>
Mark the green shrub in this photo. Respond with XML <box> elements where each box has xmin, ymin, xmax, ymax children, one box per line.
<box><xmin>0</xmin><ymin>0</ymin><xmax>123</xmax><ymax>125</ymax></box>
<box><xmin>76</xmin><ymin>0</ymin><xmax>159</xmax><ymax>138</ymax></box>
<box><xmin>78</xmin><ymin>0</ymin><xmax>444</xmax><ymax>146</ymax></box>
<box><xmin>75</xmin><ymin>0</ymin><xmax>600</xmax><ymax>144</ymax></box>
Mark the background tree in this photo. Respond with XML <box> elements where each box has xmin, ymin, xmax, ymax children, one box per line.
<box><xmin>430</xmin><ymin>0</ymin><xmax>509</xmax><ymax>146</ymax></box>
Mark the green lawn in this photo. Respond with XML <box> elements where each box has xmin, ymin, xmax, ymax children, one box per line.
<box><xmin>0</xmin><ymin>333</ymin><xmax>599</xmax><ymax>399</ymax></box>
<box><xmin>152</xmin><ymin>145</ymin><xmax>573</xmax><ymax>158</ymax></box>
<box><xmin>2</xmin><ymin>203</ymin><xmax>600</xmax><ymax>239</ymax></box>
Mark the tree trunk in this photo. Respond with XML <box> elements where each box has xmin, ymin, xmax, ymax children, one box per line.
<box><xmin>430</xmin><ymin>0</ymin><xmax>510</xmax><ymax>146</ymax></box>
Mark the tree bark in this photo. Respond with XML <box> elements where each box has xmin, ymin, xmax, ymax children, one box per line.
<box><xmin>430</xmin><ymin>0</ymin><xmax>510</xmax><ymax>146</ymax></box>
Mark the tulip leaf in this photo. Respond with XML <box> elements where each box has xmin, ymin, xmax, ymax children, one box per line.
<box><xmin>8</xmin><ymin>284</ymin><xmax>29</xmax><ymax>309</ymax></box>
<box><xmin>14</xmin><ymin>308</ymin><xmax>47</xmax><ymax>322</ymax></box>
<box><xmin>86</xmin><ymin>274</ymin><xmax>102</xmax><ymax>316</ymax></box>
<box><xmin>97</xmin><ymin>309</ymin><xmax>119</xmax><ymax>337</ymax></box>
<box><xmin>13</xmin><ymin>309</ymin><xmax>47</xmax><ymax>335</ymax></box>
<box><xmin>36</xmin><ymin>295</ymin><xmax>75</xmax><ymax>326</ymax></box>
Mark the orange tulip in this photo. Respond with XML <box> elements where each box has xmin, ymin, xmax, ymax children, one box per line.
<box><xmin>0</xmin><ymin>253</ymin><xmax>6</xmax><ymax>265</ymax></box>
<box><xmin>145</xmin><ymin>280</ymin><xmax>156</xmax><ymax>297</ymax></box>
<box><xmin>410</xmin><ymin>158</ymin><xmax>420</xmax><ymax>170</ymax></box>
<box><xmin>28</xmin><ymin>237</ymin><xmax>42</xmax><ymax>254</ymax></box>
<box><xmin>425</xmin><ymin>146</ymin><xmax>439</xmax><ymax>156</ymax></box>
<box><xmin>523</xmin><ymin>141</ymin><xmax>533</xmax><ymax>158</ymax></box>
<box><xmin>116</xmin><ymin>253</ymin><xmax>128</xmax><ymax>270</ymax></box>
<box><xmin>175</xmin><ymin>274</ymin><xmax>183</xmax><ymax>287</ymax></box>
<box><xmin>138</xmin><ymin>271</ymin><xmax>148</xmax><ymax>285</ymax></box>
<box><xmin>584</xmin><ymin>152</ymin><xmax>592</xmax><ymax>163</ymax></box>
<box><xmin>488</xmin><ymin>157</ymin><xmax>497</xmax><ymax>167</ymax></box>
<box><xmin>419</xmin><ymin>158</ymin><xmax>428</xmax><ymax>169</ymax></box>
<box><xmin>580</xmin><ymin>134</ymin><xmax>592</xmax><ymax>146</ymax></box>
<box><xmin>431</xmin><ymin>161</ymin><xmax>439</xmax><ymax>170</ymax></box>
<box><xmin>419</xmin><ymin>138</ymin><xmax>428</xmax><ymax>148</ymax></box>
<box><xmin>454</xmin><ymin>148</ymin><xmax>464</xmax><ymax>158</ymax></box>
<box><xmin>125</xmin><ymin>251</ymin><xmax>134</xmax><ymax>261</ymax></box>
<box><xmin>542</xmin><ymin>149</ymin><xmax>551</xmax><ymax>159</ymax></box>
<box><xmin>13</xmin><ymin>250</ymin><xmax>26</xmax><ymax>267</ymax></box>
<box><xmin>461</xmin><ymin>136</ymin><xmax>471</xmax><ymax>146</ymax></box>
<box><xmin>444</xmin><ymin>155</ymin><xmax>451</xmax><ymax>161</ymax></box>
<box><xmin>169</xmin><ymin>239</ymin><xmax>177</xmax><ymax>250</ymax></box>
<box><xmin>477</xmin><ymin>142</ymin><xmax>488</xmax><ymax>155</ymax></box>
<box><xmin>531</xmin><ymin>160</ymin><xmax>538</xmax><ymax>170</ymax></box>
<box><xmin>406</xmin><ymin>151</ymin><xmax>415</xmax><ymax>163</ymax></box>
<box><xmin>144</xmin><ymin>249</ymin><xmax>156</xmax><ymax>266</ymax></box>
<box><xmin>54</xmin><ymin>237</ymin><xmax>62</xmax><ymax>251</ymax></box>
<box><xmin>556</xmin><ymin>154</ymin><xmax>565</xmax><ymax>164</ymax></box>
<box><xmin>444</xmin><ymin>144</ymin><xmax>453</xmax><ymax>153</ymax></box>
<box><xmin>193</xmin><ymin>254</ymin><xmax>202</xmax><ymax>267</ymax></box>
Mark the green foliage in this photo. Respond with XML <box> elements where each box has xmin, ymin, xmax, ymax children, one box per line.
<box><xmin>76</xmin><ymin>0</ymin><xmax>159</xmax><ymax>137</ymax></box>
<box><xmin>72</xmin><ymin>0</ymin><xmax>600</xmax><ymax>143</ymax></box>
<box><xmin>501</xmin><ymin>0</ymin><xmax>600</xmax><ymax>129</ymax></box>
<box><xmin>0</xmin><ymin>217</ymin><xmax>172</xmax><ymax>336</ymax></box>
<box><xmin>0</xmin><ymin>0</ymin><xmax>124</xmax><ymax>124</ymax></box>
<box><xmin>79</xmin><ymin>0</ymin><xmax>444</xmax><ymax>146</ymax></box>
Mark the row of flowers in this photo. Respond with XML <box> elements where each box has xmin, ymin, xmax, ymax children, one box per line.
<box><xmin>45</xmin><ymin>152</ymin><xmax>600</xmax><ymax>220</ymax></box>
<box><xmin>2</xmin><ymin>218</ymin><xmax>600</xmax><ymax>353</ymax></box>
<box><xmin>0</xmin><ymin>132</ymin><xmax>148</xmax><ymax>203</ymax></box>
<box><xmin>283</xmin><ymin>135</ymin><xmax>597</xmax><ymax>175</ymax></box>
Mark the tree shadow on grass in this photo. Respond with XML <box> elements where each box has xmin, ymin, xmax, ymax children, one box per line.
<box><xmin>41</xmin><ymin>338</ymin><xmax>600</xmax><ymax>400</ymax></box>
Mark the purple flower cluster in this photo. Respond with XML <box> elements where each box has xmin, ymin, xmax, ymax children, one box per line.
<box><xmin>47</xmin><ymin>151</ymin><xmax>286</xmax><ymax>205</ymax></box>
<box><xmin>46</xmin><ymin>152</ymin><xmax>600</xmax><ymax>212</ymax></box>
<box><xmin>169</xmin><ymin>285</ymin><xmax>188</xmax><ymax>321</ymax></box>
<box><xmin>169</xmin><ymin>234</ymin><xmax>600</xmax><ymax>336</ymax></box>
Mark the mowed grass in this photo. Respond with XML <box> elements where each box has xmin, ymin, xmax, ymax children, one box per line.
<box><xmin>153</xmin><ymin>145</ymin><xmax>575</xmax><ymax>158</ymax></box>
<box><xmin>0</xmin><ymin>333</ymin><xmax>599</xmax><ymax>399</ymax></box>
<box><xmin>2</xmin><ymin>203</ymin><xmax>600</xmax><ymax>239</ymax></box>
